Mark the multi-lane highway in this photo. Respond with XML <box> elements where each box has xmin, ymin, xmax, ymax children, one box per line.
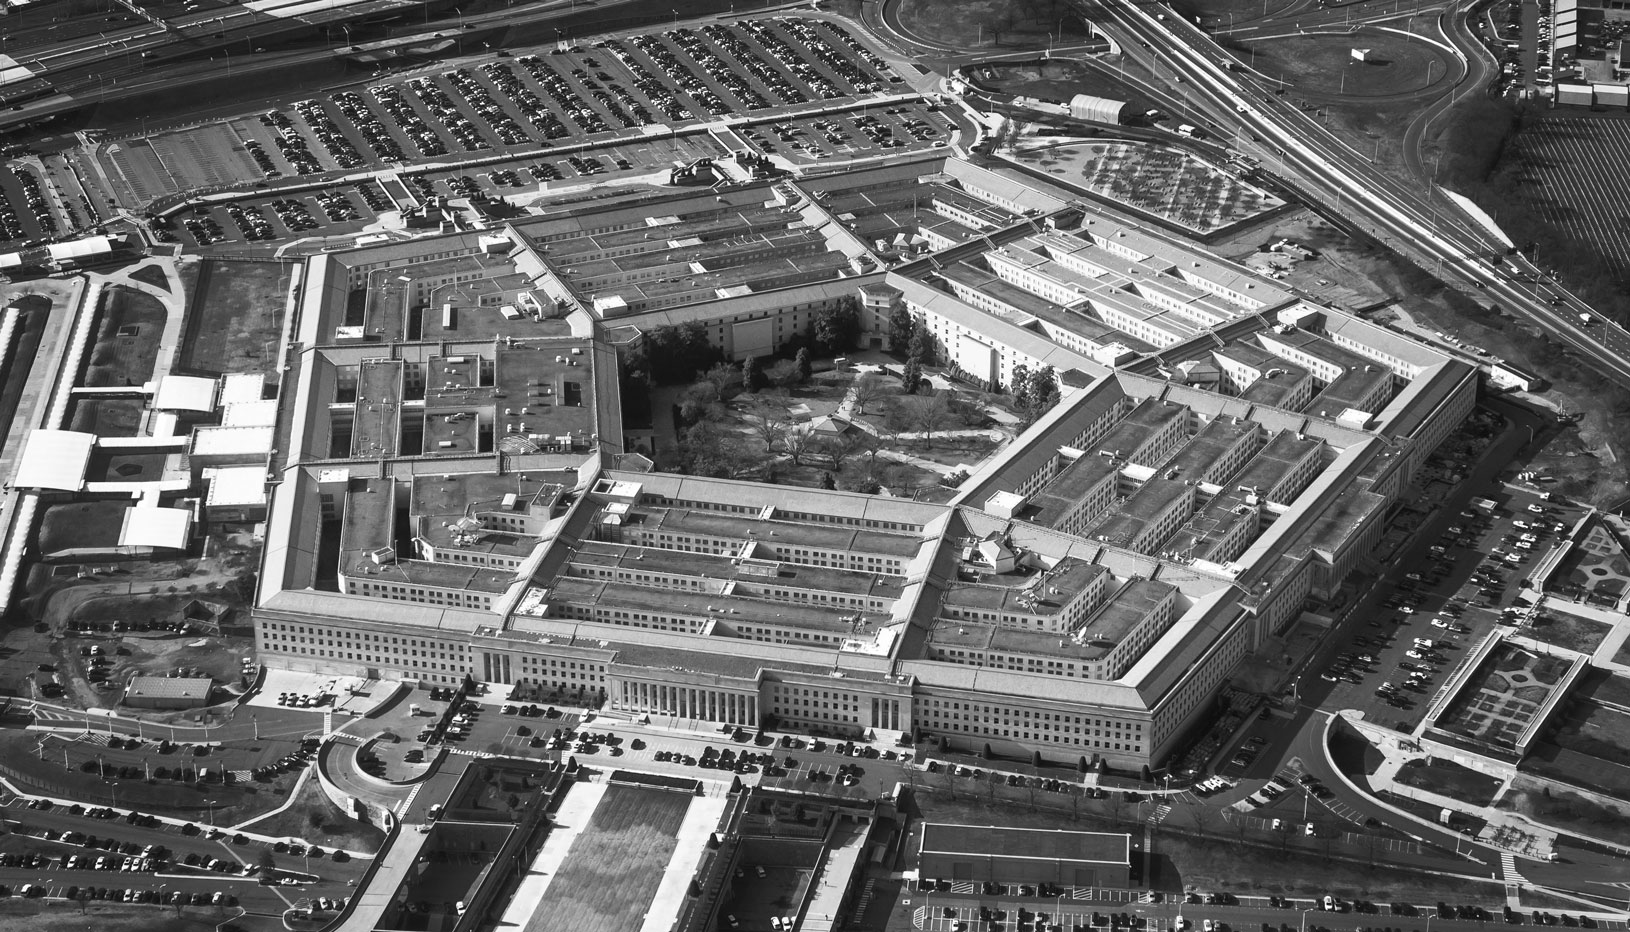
<box><xmin>1082</xmin><ymin>0</ymin><xmax>1630</xmax><ymax>388</ymax></box>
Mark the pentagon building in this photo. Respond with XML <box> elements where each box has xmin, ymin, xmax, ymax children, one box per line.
<box><xmin>252</xmin><ymin>155</ymin><xmax>1475</xmax><ymax>769</ymax></box>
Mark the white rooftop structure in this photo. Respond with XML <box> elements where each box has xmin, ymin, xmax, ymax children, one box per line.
<box><xmin>153</xmin><ymin>375</ymin><xmax>218</xmax><ymax>413</ymax></box>
<box><xmin>191</xmin><ymin>425</ymin><xmax>275</xmax><ymax>459</ymax></box>
<box><xmin>222</xmin><ymin>399</ymin><xmax>278</xmax><ymax>428</ymax></box>
<box><xmin>118</xmin><ymin>494</ymin><xmax>193</xmax><ymax>550</ymax></box>
<box><xmin>205</xmin><ymin>465</ymin><xmax>268</xmax><ymax>508</ymax></box>
<box><xmin>219</xmin><ymin>373</ymin><xmax>268</xmax><ymax>406</ymax></box>
<box><xmin>14</xmin><ymin>429</ymin><xmax>95</xmax><ymax>490</ymax></box>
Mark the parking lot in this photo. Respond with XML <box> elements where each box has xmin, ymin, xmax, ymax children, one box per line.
<box><xmin>96</xmin><ymin>15</ymin><xmax>951</xmax><ymax>250</ymax></box>
<box><xmin>1281</xmin><ymin>485</ymin><xmax>1579</xmax><ymax>734</ymax></box>
<box><xmin>0</xmin><ymin>793</ymin><xmax>366</xmax><ymax>916</ymax></box>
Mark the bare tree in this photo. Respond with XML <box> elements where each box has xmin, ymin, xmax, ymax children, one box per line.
<box><xmin>783</xmin><ymin>425</ymin><xmax>816</xmax><ymax>466</ymax></box>
<box><xmin>1186</xmin><ymin>804</ymin><xmax>1212</xmax><ymax>836</ymax></box>
<box><xmin>909</xmin><ymin>392</ymin><xmax>955</xmax><ymax>446</ymax></box>
<box><xmin>746</xmin><ymin>398</ymin><xmax>788</xmax><ymax>453</ymax></box>
<box><xmin>850</xmin><ymin>372</ymin><xmax>885</xmax><ymax>415</ymax></box>
<box><xmin>825</xmin><ymin>430</ymin><xmax>872</xmax><ymax>472</ymax></box>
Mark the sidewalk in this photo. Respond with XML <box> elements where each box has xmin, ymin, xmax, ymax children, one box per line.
<box><xmin>1338</xmin><ymin>714</ymin><xmax>1561</xmax><ymax>863</ymax></box>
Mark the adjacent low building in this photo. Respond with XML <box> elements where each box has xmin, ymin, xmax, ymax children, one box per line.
<box><xmin>123</xmin><ymin>676</ymin><xmax>212</xmax><ymax>710</ymax></box>
<box><xmin>918</xmin><ymin>823</ymin><xmax>1131</xmax><ymax>887</ymax></box>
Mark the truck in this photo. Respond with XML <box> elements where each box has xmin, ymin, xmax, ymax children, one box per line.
<box><xmin>1176</xmin><ymin>124</ymin><xmax>1199</xmax><ymax>137</ymax></box>
<box><xmin>1439</xmin><ymin>807</ymin><xmax>1456</xmax><ymax>827</ymax></box>
<box><xmin>1579</xmin><ymin>312</ymin><xmax>1593</xmax><ymax>325</ymax></box>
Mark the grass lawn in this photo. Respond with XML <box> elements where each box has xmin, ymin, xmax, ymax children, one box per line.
<box><xmin>1243</xmin><ymin>29</ymin><xmax>1453</xmax><ymax>97</ymax></box>
<box><xmin>0</xmin><ymin>730</ymin><xmax>276</xmax><ymax>820</ymax></box>
<box><xmin>126</xmin><ymin>265</ymin><xmax>171</xmax><ymax>292</ymax></box>
<box><xmin>1548</xmin><ymin>702</ymin><xmax>1630</xmax><ymax>767</ymax></box>
<box><xmin>1393</xmin><ymin>759</ymin><xmax>1503</xmax><ymax>806</ymax></box>
<box><xmin>1613</xmin><ymin>638</ymin><xmax>1630</xmax><ymax>667</ymax></box>
<box><xmin>1526</xmin><ymin>613</ymin><xmax>1611</xmax><ymax>654</ymax></box>
<box><xmin>0</xmin><ymin>903</ymin><xmax>224</xmax><ymax>932</ymax></box>
<box><xmin>84</xmin><ymin>286</ymin><xmax>167</xmax><ymax>388</ymax></box>
<box><xmin>895</xmin><ymin>0</ymin><xmax>1093</xmax><ymax>49</ymax></box>
<box><xmin>247</xmin><ymin>770</ymin><xmax>386</xmax><ymax>852</ymax></box>
<box><xmin>37</xmin><ymin>501</ymin><xmax>128</xmax><ymax>555</ymax></box>
<box><xmin>177</xmin><ymin>259</ymin><xmax>292</xmax><ymax>376</ymax></box>
<box><xmin>529</xmin><ymin>785</ymin><xmax>690</xmax><ymax>932</ymax></box>
<box><xmin>1579</xmin><ymin>669</ymin><xmax>1630</xmax><ymax>710</ymax></box>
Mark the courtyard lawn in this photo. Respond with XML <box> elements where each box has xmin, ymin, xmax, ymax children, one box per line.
<box><xmin>1393</xmin><ymin>759</ymin><xmax>1503</xmax><ymax>807</ymax></box>
<box><xmin>527</xmin><ymin>785</ymin><xmax>691</xmax><ymax>932</ymax></box>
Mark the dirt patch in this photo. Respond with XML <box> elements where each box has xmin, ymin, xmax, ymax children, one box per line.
<box><xmin>177</xmin><ymin>259</ymin><xmax>292</xmax><ymax>376</ymax></box>
<box><xmin>126</xmin><ymin>264</ymin><xmax>171</xmax><ymax>292</ymax></box>
<box><xmin>67</xmin><ymin>397</ymin><xmax>146</xmax><ymax>437</ymax></box>
<box><xmin>37</xmin><ymin>501</ymin><xmax>129</xmax><ymax>557</ymax></box>
<box><xmin>83</xmin><ymin>285</ymin><xmax>167</xmax><ymax>388</ymax></box>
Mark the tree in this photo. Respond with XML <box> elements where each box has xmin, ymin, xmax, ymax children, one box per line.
<box><xmin>747</xmin><ymin>398</ymin><xmax>789</xmax><ymax>452</ymax></box>
<box><xmin>900</xmin><ymin>359</ymin><xmax>922</xmax><ymax>395</ymax></box>
<box><xmin>1186</xmin><ymin>804</ymin><xmax>1211</xmax><ymax>836</ymax></box>
<box><xmin>888</xmin><ymin>304</ymin><xmax>914</xmax><ymax>351</ymax></box>
<box><xmin>699</xmin><ymin>361</ymin><xmax>736</xmax><ymax>398</ymax></box>
<box><xmin>1011</xmin><ymin>363</ymin><xmax>1032</xmax><ymax>405</ymax></box>
<box><xmin>783</xmin><ymin>425</ymin><xmax>816</xmax><ymax>466</ymax></box>
<box><xmin>820</xmin><ymin>471</ymin><xmax>837</xmax><ymax>490</ymax></box>
<box><xmin>907</xmin><ymin>322</ymin><xmax>935</xmax><ymax>365</ymax></box>
<box><xmin>794</xmin><ymin>347</ymin><xmax>812</xmax><ymax>384</ymax></box>
<box><xmin>677</xmin><ymin>381</ymin><xmax>722</xmax><ymax>424</ymax></box>
<box><xmin>906</xmin><ymin>392</ymin><xmax>955</xmax><ymax>445</ymax></box>
<box><xmin>1030</xmin><ymin>366</ymin><xmax>1059</xmax><ymax>410</ymax></box>
<box><xmin>742</xmin><ymin>356</ymin><xmax>764</xmax><ymax>393</ymax></box>
<box><xmin>824</xmin><ymin>430</ymin><xmax>871</xmax><ymax>471</ymax></box>
<box><xmin>813</xmin><ymin>299</ymin><xmax>860</xmax><ymax>356</ymax></box>
<box><xmin>767</xmin><ymin>358</ymin><xmax>803</xmax><ymax>389</ymax></box>
<box><xmin>678</xmin><ymin>420</ymin><xmax>755</xmax><ymax>478</ymax></box>
<box><xmin>850</xmin><ymin>372</ymin><xmax>884</xmax><ymax>415</ymax></box>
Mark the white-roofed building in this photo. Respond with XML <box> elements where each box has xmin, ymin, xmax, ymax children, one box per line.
<box><xmin>118</xmin><ymin>493</ymin><xmax>193</xmax><ymax>553</ymax></box>
<box><xmin>123</xmin><ymin>676</ymin><xmax>211</xmax><ymax>709</ymax></box>
<box><xmin>190</xmin><ymin>425</ymin><xmax>274</xmax><ymax>465</ymax></box>
<box><xmin>219</xmin><ymin>373</ymin><xmax>268</xmax><ymax>406</ymax></box>
<box><xmin>153</xmin><ymin>375</ymin><xmax>218</xmax><ymax>413</ymax></box>
<box><xmin>204</xmin><ymin>465</ymin><xmax>269</xmax><ymax>522</ymax></box>
<box><xmin>221</xmin><ymin>399</ymin><xmax>278</xmax><ymax>428</ymax></box>
<box><xmin>14</xmin><ymin>429</ymin><xmax>95</xmax><ymax>491</ymax></box>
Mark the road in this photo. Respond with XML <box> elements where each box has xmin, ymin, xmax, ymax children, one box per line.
<box><xmin>1083</xmin><ymin>0</ymin><xmax>1630</xmax><ymax>390</ymax></box>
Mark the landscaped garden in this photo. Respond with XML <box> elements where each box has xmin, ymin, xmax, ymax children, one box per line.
<box><xmin>1011</xmin><ymin>141</ymin><xmax>1284</xmax><ymax>233</ymax></box>
<box><xmin>627</xmin><ymin>308</ymin><xmax>1058</xmax><ymax>500</ymax></box>
<box><xmin>1436</xmin><ymin>643</ymin><xmax>1570</xmax><ymax>748</ymax></box>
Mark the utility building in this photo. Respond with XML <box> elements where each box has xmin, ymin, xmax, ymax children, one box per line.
<box><xmin>918</xmin><ymin>824</ymin><xmax>1132</xmax><ymax>887</ymax></box>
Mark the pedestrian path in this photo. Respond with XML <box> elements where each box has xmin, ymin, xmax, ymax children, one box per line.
<box><xmin>1501</xmin><ymin>852</ymin><xmax>1528</xmax><ymax>884</ymax></box>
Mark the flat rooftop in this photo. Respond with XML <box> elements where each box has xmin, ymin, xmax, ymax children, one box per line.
<box><xmin>1027</xmin><ymin>454</ymin><xmax>1120</xmax><ymax>529</ymax></box>
<box><xmin>1233</xmin><ymin>430</ymin><xmax>1323</xmax><ymax>502</ymax></box>
<box><xmin>1162</xmin><ymin>417</ymin><xmax>1257</xmax><ymax>484</ymax></box>
<box><xmin>1073</xmin><ymin>577</ymin><xmax>1174</xmax><ymax>655</ymax></box>
<box><xmin>546</xmin><ymin>576</ymin><xmax>863</xmax><ymax>633</ymax></box>
<box><xmin>354</xmin><ymin>359</ymin><xmax>403</xmax><ymax>458</ymax></box>
<box><xmin>568</xmin><ymin>540</ymin><xmax>906</xmax><ymax>601</ymax></box>
<box><xmin>941</xmin><ymin>558</ymin><xmax>1107</xmax><ymax>617</ymax></box>
<box><xmin>1095</xmin><ymin>398</ymin><xmax>1186</xmax><ymax>461</ymax></box>
<box><xmin>633</xmin><ymin>506</ymin><xmax>922</xmax><ymax>558</ymax></box>
<box><xmin>1086</xmin><ymin>478</ymin><xmax>1192</xmax><ymax>551</ymax></box>
<box><xmin>921</xmin><ymin>823</ymin><xmax>1130</xmax><ymax>865</ymax></box>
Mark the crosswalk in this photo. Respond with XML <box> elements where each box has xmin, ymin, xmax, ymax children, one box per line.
<box><xmin>1147</xmin><ymin>803</ymin><xmax>1172</xmax><ymax>825</ymax></box>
